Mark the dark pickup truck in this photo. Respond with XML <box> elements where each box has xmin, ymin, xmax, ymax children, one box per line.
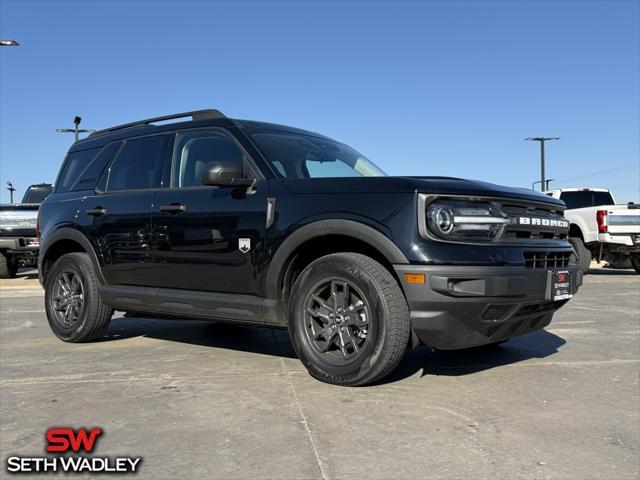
<box><xmin>0</xmin><ymin>184</ymin><xmax>52</xmax><ymax>278</ymax></box>
<box><xmin>37</xmin><ymin>110</ymin><xmax>581</xmax><ymax>386</ymax></box>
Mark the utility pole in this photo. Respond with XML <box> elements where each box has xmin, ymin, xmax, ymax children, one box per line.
<box><xmin>6</xmin><ymin>182</ymin><xmax>16</xmax><ymax>204</ymax></box>
<box><xmin>525</xmin><ymin>137</ymin><xmax>560</xmax><ymax>191</ymax></box>
<box><xmin>57</xmin><ymin>116</ymin><xmax>95</xmax><ymax>142</ymax></box>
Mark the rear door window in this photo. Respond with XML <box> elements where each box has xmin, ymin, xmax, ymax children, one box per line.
<box><xmin>559</xmin><ymin>191</ymin><xmax>615</xmax><ymax>209</ymax></box>
<box><xmin>106</xmin><ymin>135</ymin><xmax>169</xmax><ymax>192</ymax></box>
<box><xmin>55</xmin><ymin>147</ymin><xmax>101</xmax><ymax>193</ymax></box>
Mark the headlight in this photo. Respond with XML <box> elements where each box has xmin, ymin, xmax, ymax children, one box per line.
<box><xmin>426</xmin><ymin>200</ymin><xmax>509</xmax><ymax>241</ymax></box>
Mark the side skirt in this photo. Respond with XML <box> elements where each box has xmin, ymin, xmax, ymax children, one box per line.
<box><xmin>99</xmin><ymin>285</ymin><xmax>287</xmax><ymax>327</ymax></box>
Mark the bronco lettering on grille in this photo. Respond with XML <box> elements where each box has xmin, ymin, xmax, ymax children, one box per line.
<box><xmin>518</xmin><ymin>217</ymin><xmax>569</xmax><ymax>228</ymax></box>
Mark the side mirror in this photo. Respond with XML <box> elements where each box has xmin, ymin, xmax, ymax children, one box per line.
<box><xmin>202</xmin><ymin>162</ymin><xmax>253</xmax><ymax>187</ymax></box>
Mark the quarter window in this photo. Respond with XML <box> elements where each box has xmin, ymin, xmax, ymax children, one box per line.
<box><xmin>171</xmin><ymin>131</ymin><xmax>245</xmax><ymax>188</ymax></box>
<box><xmin>55</xmin><ymin>147</ymin><xmax>101</xmax><ymax>193</ymax></box>
<box><xmin>106</xmin><ymin>135</ymin><xmax>167</xmax><ymax>191</ymax></box>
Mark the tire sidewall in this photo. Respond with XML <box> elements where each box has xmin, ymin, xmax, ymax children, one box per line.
<box><xmin>45</xmin><ymin>254</ymin><xmax>95</xmax><ymax>341</ymax></box>
<box><xmin>569</xmin><ymin>237</ymin><xmax>591</xmax><ymax>273</ymax></box>
<box><xmin>288</xmin><ymin>256</ymin><xmax>392</xmax><ymax>385</ymax></box>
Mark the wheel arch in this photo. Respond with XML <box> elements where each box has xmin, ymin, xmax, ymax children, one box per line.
<box><xmin>40</xmin><ymin>228</ymin><xmax>105</xmax><ymax>285</ymax></box>
<box><xmin>263</xmin><ymin>219</ymin><xmax>408</xmax><ymax>300</ymax></box>
<box><xmin>569</xmin><ymin>223</ymin><xmax>584</xmax><ymax>240</ymax></box>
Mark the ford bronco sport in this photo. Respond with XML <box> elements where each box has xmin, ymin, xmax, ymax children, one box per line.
<box><xmin>38</xmin><ymin>109</ymin><xmax>582</xmax><ymax>386</ymax></box>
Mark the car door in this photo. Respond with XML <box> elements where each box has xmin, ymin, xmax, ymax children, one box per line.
<box><xmin>149</xmin><ymin>128</ymin><xmax>268</xmax><ymax>296</ymax></box>
<box><xmin>78</xmin><ymin>134</ymin><xmax>171</xmax><ymax>286</ymax></box>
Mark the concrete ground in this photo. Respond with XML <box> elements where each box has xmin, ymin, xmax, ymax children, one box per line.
<box><xmin>0</xmin><ymin>268</ymin><xmax>638</xmax><ymax>479</ymax></box>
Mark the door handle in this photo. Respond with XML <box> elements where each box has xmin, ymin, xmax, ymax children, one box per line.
<box><xmin>159</xmin><ymin>203</ymin><xmax>186</xmax><ymax>214</ymax></box>
<box><xmin>86</xmin><ymin>207</ymin><xmax>107</xmax><ymax>217</ymax></box>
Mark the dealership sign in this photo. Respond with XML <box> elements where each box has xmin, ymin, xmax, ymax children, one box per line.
<box><xmin>6</xmin><ymin>427</ymin><xmax>142</xmax><ymax>474</ymax></box>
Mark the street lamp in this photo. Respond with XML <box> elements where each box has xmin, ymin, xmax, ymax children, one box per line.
<box><xmin>525</xmin><ymin>137</ymin><xmax>560</xmax><ymax>191</ymax></box>
<box><xmin>57</xmin><ymin>116</ymin><xmax>95</xmax><ymax>142</ymax></box>
<box><xmin>6</xmin><ymin>182</ymin><xmax>16</xmax><ymax>204</ymax></box>
<box><xmin>0</xmin><ymin>39</ymin><xmax>19</xmax><ymax>46</ymax></box>
<box><xmin>531</xmin><ymin>179</ymin><xmax>555</xmax><ymax>191</ymax></box>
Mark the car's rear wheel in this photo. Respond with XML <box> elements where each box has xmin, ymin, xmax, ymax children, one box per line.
<box><xmin>45</xmin><ymin>252</ymin><xmax>112</xmax><ymax>342</ymax></box>
<box><xmin>631</xmin><ymin>254</ymin><xmax>640</xmax><ymax>274</ymax></box>
<box><xmin>569</xmin><ymin>237</ymin><xmax>591</xmax><ymax>274</ymax></box>
<box><xmin>288</xmin><ymin>253</ymin><xmax>410</xmax><ymax>386</ymax></box>
<box><xmin>0</xmin><ymin>252</ymin><xmax>18</xmax><ymax>278</ymax></box>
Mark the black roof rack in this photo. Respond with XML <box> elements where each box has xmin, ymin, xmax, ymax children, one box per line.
<box><xmin>88</xmin><ymin>109</ymin><xmax>226</xmax><ymax>137</ymax></box>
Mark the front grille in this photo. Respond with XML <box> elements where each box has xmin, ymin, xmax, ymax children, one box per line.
<box><xmin>524</xmin><ymin>251</ymin><xmax>571</xmax><ymax>269</ymax></box>
<box><xmin>515</xmin><ymin>300</ymin><xmax>569</xmax><ymax>316</ymax></box>
<box><xmin>501</xmin><ymin>202</ymin><xmax>568</xmax><ymax>242</ymax></box>
<box><xmin>482</xmin><ymin>300</ymin><xmax>569</xmax><ymax>339</ymax></box>
<box><xmin>481</xmin><ymin>304</ymin><xmax>514</xmax><ymax>321</ymax></box>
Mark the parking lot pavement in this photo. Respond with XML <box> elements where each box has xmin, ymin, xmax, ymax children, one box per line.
<box><xmin>1</xmin><ymin>269</ymin><xmax>638</xmax><ymax>479</ymax></box>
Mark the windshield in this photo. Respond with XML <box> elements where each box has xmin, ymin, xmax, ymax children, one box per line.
<box><xmin>559</xmin><ymin>191</ymin><xmax>615</xmax><ymax>209</ymax></box>
<box><xmin>250</xmin><ymin>131</ymin><xmax>386</xmax><ymax>178</ymax></box>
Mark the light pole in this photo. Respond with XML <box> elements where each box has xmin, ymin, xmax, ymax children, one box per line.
<box><xmin>57</xmin><ymin>116</ymin><xmax>95</xmax><ymax>142</ymax></box>
<box><xmin>531</xmin><ymin>179</ymin><xmax>555</xmax><ymax>191</ymax></box>
<box><xmin>6</xmin><ymin>182</ymin><xmax>16</xmax><ymax>204</ymax></box>
<box><xmin>2</xmin><ymin>40</ymin><xmax>19</xmax><ymax>203</ymax></box>
<box><xmin>525</xmin><ymin>137</ymin><xmax>560</xmax><ymax>191</ymax></box>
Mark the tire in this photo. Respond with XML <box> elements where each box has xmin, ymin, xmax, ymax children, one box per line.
<box><xmin>0</xmin><ymin>252</ymin><xmax>18</xmax><ymax>278</ymax></box>
<box><xmin>44</xmin><ymin>252</ymin><xmax>112</xmax><ymax>342</ymax></box>
<box><xmin>288</xmin><ymin>253</ymin><xmax>410</xmax><ymax>386</ymax></box>
<box><xmin>603</xmin><ymin>253</ymin><xmax>632</xmax><ymax>270</ymax></box>
<box><xmin>569</xmin><ymin>237</ymin><xmax>591</xmax><ymax>274</ymax></box>
<box><xmin>631</xmin><ymin>255</ymin><xmax>640</xmax><ymax>274</ymax></box>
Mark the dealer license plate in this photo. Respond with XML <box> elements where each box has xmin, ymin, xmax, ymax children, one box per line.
<box><xmin>551</xmin><ymin>270</ymin><xmax>572</xmax><ymax>301</ymax></box>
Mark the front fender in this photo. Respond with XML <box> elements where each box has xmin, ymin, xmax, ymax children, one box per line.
<box><xmin>262</xmin><ymin>219</ymin><xmax>408</xmax><ymax>299</ymax></box>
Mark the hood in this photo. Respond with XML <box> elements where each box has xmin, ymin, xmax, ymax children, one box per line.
<box><xmin>280</xmin><ymin>176</ymin><xmax>564</xmax><ymax>206</ymax></box>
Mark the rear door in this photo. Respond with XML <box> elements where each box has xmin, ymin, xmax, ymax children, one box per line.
<box><xmin>77</xmin><ymin>134</ymin><xmax>171</xmax><ymax>286</ymax></box>
<box><xmin>148</xmin><ymin>128</ymin><xmax>268</xmax><ymax>295</ymax></box>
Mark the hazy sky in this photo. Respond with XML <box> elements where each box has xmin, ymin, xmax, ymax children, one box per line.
<box><xmin>1</xmin><ymin>0</ymin><xmax>638</xmax><ymax>202</ymax></box>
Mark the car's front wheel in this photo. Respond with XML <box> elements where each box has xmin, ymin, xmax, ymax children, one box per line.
<box><xmin>631</xmin><ymin>254</ymin><xmax>640</xmax><ymax>274</ymax></box>
<box><xmin>44</xmin><ymin>252</ymin><xmax>112</xmax><ymax>342</ymax></box>
<box><xmin>288</xmin><ymin>253</ymin><xmax>410</xmax><ymax>386</ymax></box>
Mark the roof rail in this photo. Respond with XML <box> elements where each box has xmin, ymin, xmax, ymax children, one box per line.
<box><xmin>88</xmin><ymin>109</ymin><xmax>226</xmax><ymax>137</ymax></box>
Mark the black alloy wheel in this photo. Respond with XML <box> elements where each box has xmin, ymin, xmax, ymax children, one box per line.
<box><xmin>304</xmin><ymin>279</ymin><xmax>371</xmax><ymax>363</ymax></box>
<box><xmin>44</xmin><ymin>252</ymin><xmax>112</xmax><ymax>342</ymax></box>
<box><xmin>50</xmin><ymin>270</ymin><xmax>85</xmax><ymax>328</ymax></box>
<box><xmin>288</xmin><ymin>253</ymin><xmax>410</xmax><ymax>386</ymax></box>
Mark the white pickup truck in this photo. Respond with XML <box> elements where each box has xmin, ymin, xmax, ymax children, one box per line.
<box><xmin>544</xmin><ymin>188</ymin><xmax>640</xmax><ymax>273</ymax></box>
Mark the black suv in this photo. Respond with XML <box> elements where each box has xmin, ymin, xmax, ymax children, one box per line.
<box><xmin>38</xmin><ymin>109</ymin><xmax>581</xmax><ymax>386</ymax></box>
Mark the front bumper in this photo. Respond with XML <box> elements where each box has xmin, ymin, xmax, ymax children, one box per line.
<box><xmin>0</xmin><ymin>237</ymin><xmax>39</xmax><ymax>252</ymax></box>
<box><xmin>394</xmin><ymin>264</ymin><xmax>582</xmax><ymax>350</ymax></box>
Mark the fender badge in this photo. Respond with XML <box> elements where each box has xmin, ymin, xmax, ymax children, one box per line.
<box><xmin>239</xmin><ymin>238</ymin><xmax>251</xmax><ymax>253</ymax></box>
